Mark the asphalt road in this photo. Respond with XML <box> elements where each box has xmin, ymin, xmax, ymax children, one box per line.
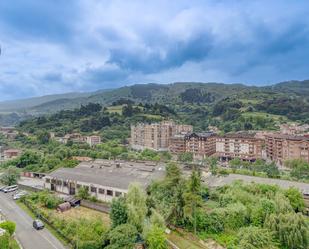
<box><xmin>0</xmin><ymin>191</ymin><xmax>67</xmax><ymax>249</ymax></box>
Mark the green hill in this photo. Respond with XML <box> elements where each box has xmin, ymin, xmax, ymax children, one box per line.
<box><xmin>0</xmin><ymin>80</ymin><xmax>309</xmax><ymax>126</ymax></box>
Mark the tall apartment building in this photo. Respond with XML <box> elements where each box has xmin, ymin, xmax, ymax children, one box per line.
<box><xmin>185</xmin><ymin>132</ymin><xmax>216</xmax><ymax>159</ymax></box>
<box><xmin>169</xmin><ymin>134</ymin><xmax>186</xmax><ymax>154</ymax></box>
<box><xmin>130</xmin><ymin>121</ymin><xmax>193</xmax><ymax>151</ymax></box>
<box><xmin>216</xmin><ymin>133</ymin><xmax>263</xmax><ymax>161</ymax></box>
<box><xmin>266</xmin><ymin>134</ymin><xmax>309</xmax><ymax>165</ymax></box>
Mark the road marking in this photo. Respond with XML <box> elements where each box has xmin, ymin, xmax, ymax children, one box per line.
<box><xmin>0</xmin><ymin>193</ymin><xmax>64</xmax><ymax>249</ymax></box>
<box><xmin>38</xmin><ymin>231</ymin><xmax>62</xmax><ymax>249</ymax></box>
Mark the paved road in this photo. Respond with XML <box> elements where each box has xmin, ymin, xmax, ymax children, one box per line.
<box><xmin>205</xmin><ymin>173</ymin><xmax>309</xmax><ymax>194</ymax></box>
<box><xmin>0</xmin><ymin>192</ymin><xmax>67</xmax><ymax>249</ymax></box>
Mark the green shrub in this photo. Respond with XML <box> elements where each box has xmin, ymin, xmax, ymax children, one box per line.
<box><xmin>0</xmin><ymin>221</ymin><xmax>16</xmax><ymax>236</ymax></box>
<box><xmin>250</xmin><ymin>198</ymin><xmax>276</xmax><ymax>226</ymax></box>
<box><xmin>237</xmin><ymin>226</ymin><xmax>278</xmax><ymax>249</ymax></box>
<box><xmin>0</xmin><ymin>232</ymin><xmax>10</xmax><ymax>249</ymax></box>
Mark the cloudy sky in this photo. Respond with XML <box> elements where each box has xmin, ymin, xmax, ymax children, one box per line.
<box><xmin>0</xmin><ymin>0</ymin><xmax>309</xmax><ymax>100</ymax></box>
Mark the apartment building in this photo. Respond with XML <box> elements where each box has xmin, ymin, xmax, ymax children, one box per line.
<box><xmin>216</xmin><ymin>133</ymin><xmax>263</xmax><ymax>161</ymax></box>
<box><xmin>185</xmin><ymin>132</ymin><xmax>216</xmax><ymax>159</ymax></box>
<box><xmin>266</xmin><ymin>134</ymin><xmax>309</xmax><ymax>165</ymax></box>
<box><xmin>169</xmin><ymin>134</ymin><xmax>186</xmax><ymax>154</ymax></box>
<box><xmin>130</xmin><ymin>121</ymin><xmax>193</xmax><ymax>151</ymax></box>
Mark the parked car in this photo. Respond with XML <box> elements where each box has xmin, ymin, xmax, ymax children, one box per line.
<box><xmin>0</xmin><ymin>186</ymin><xmax>8</xmax><ymax>192</ymax></box>
<box><xmin>13</xmin><ymin>191</ymin><xmax>28</xmax><ymax>200</ymax></box>
<box><xmin>33</xmin><ymin>219</ymin><xmax>44</xmax><ymax>230</ymax></box>
<box><xmin>3</xmin><ymin>185</ymin><xmax>18</xmax><ymax>193</ymax></box>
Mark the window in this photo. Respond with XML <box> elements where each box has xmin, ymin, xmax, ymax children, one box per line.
<box><xmin>46</xmin><ymin>178</ymin><xmax>50</xmax><ymax>183</ymax></box>
<box><xmin>99</xmin><ymin>188</ymin><xmax>105</xmax><ymax>194</ymax></box>
<box><xmin>63</xmin><ymin>181</ymin><xmax>68</xmax><ymax>187</ymax></box>
<box><xmin>115</xmin><ymin>191</ymin><xmax>122</xmax><ymax>197</ymax></box>
<box><xmin>91</xmin><ymin>186</ymin><xmax>97</xmax><ymax>193</ymax></box>
<box><xmin>56</xmin><ymin>180</ymin><xmax>62</xmax><ymax>186</ymax></box>
<box><xmin>107</xmin><ymin>190</ymin><xmax>113</xmax><ymax>196</ymax></box>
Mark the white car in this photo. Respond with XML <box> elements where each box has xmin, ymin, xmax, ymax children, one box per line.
<box><xmin>13</xmin><ymin>191</ymin><xmax>28</xmax><ymax>200</ymax></box>
<box><xmin>3</xmin><ymin>185</ymin><xmax>18</xmax><ymax>193</ymax></box>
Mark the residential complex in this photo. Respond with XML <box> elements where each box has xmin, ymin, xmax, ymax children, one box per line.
<box><xmin>52</xmin><ymin>133</ymin><xmax>102</xmax><ymax>146</ymax></box>
<box><xmin>130</xmin><ymin>120</ymin><xmax>193</xmax><ymax>151</ymax></box>
<box><xmin>44</xmin><ymin>159</ymin><xmax>165</xmax><ymax>202</ymax></box>
<box><xmin>132</xmin><ymin>121</ymin><xmax>309</xmax><ymax>165</ymax></box>
<box><xmin>169</xmin><ymin>132</ymin><xmax>216</xmax><ymax>159</ymax></box>
<box><xmin>0</xmin><ymin>127</ymin><xmax>18</xmax><ymax>139</ymax></box>
<box><xmin>185</xmin><ymin>132</ymin><xmax>217</xmax><ymax>159</ymax></box>
<box><xmin>215</xmin><ymin>133</ymin><xmax>263</xmax><ymax>161</ymax></box>
<box><xmin>266</xmin><ymin>134</ymin><xmax>309</xmax><ymax>165</ymax></box>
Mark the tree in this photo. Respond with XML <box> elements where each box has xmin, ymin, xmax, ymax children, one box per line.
<box><xmin>184</xmin><ymin>168</ymin><xmax>202</xmax><ymax>234</ymax></box>
<box><xmin>16</xmin><ymin>151</ymin><xmax>40</xmax><ymax>168</ymax></box>
<box><xmin>0</xmin><ymin>221</ymin><xmax>16</xmax><ymax>236</ymax></box>
<box><xmin>77</xmin><ymin>186</ymin><xmax>90</xmax><ymax>200</ymax></box>
<box><xmin>286</xmin><ymin>159</ymin><xmax>309</xmax><ymax>180</ymax></box>
<box><xmin>205</xmin><ymin>156</ymin><xmax>218</xmax><ymax>175</ymax></box>
<box><xmin>251</xmin><ymin>198</ymin><xmax>276</xmax><ymax>226</ymax></box>
<box><xmin>126</xmin><ymin>183</ymin><xmax>147</xmax><ymax>232</ymax></box>
<box><xmin>237</xmin><ymin>226</ymin><xmax>278</xmax><ymax>249</ymax></box>
<box><xmin>0</xmin><ymin>232</ymin><xmax>10</xmax><ymax>249</ymax></box>
<box><xmin>146</xmin><ymin>225</ymin><xmax>168</xmax><ymax>249</ymax></box>
<box><xmin>37</xmin><ymin>131</ymin><xmax>50</xmax><ymax>144</ymax></box>
<box><xmin>165</xmin><ymin>162</ymin><xmax>182</xmax><ymax>186</ymax></box>
<box><xmin>230</xmin><ymin>158</ymin><xmax>242</xmax><ymax>169</ymax></box>
<box><xmin>110</xmin><ymin>197</ymin><xmax>128</xmax><ymax>228</ymax></box>
<box><xmin>178</xmin><ymin>152</ymin><xmax>193</xmax><ymax>162</ymax></box>
<box><xmin>0</xmin><ymin>167</ymin><xmax>20</xmax><ymax>185</ymax></box>
<box><xmin>105</xmin><ymin>224</ymin><xmax>138</xmax><ymax>249</ymax></box>
<box><xmin>263</xmin><ymin>162</ymin><xmax>280</xmax><ymax>178</ymax></box>
<box><xmin>284</xmin><ymin>187</ymin><xmax>305</xmax><ymax>212</ymax></box>
<box><xmin>265</xmin><ymin>212</ymin><xmax>309</xmax><ymax>249</ymax></box>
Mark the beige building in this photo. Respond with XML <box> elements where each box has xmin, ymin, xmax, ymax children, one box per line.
<box><xmin>169</xmin><ymin>134</ymin><xmax>186</xmax><ymax>154</ymax></box>
<box><xmin>44</xmin><ymin>160</ymin><xmax>165</xmax><ymax>202</ymax></box>
<box><xmin>131</xmin><ymin>121</ymin><xmax>193</xmax><ymax>151</ymax></box>
<box><xmin>266</xmin><ymin>134</ymin><xmax>309</xmax><ymax>165</ymax></box>
<box><xmin>3</xmin><ymin>149</ymin><xmax>21</xmax><ymax>159</ymax></box>
<box><xmin>216</xmin><ymin>133</ymin><xmax>263</xmax><ymax>161</ymax></box>
<box><xmin>86</xmin><ymin>135</ymin><xmax>101</xmax><ymax>146</ymax></box>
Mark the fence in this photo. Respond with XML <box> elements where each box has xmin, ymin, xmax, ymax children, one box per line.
<box><xmin>17</xmin><ymin>183</ymin><xmax>43</xmax><ymax>192</ymax></box>
<box><xmin>21</xmin><ymin>199</ymin><xmax>74</xmax><ymax>248</ymax></box>
<box><xmin>80</xmin><ymin>200</ymin><xmax>110</xmax><ymax>213</ymax></box>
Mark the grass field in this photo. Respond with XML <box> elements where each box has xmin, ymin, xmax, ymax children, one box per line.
<box><xmin>167</xmin><ymin>229</ymin><xmax>224</xmax><ymax>249</ymax></box>
<box><xmin>51</xmin><ymin>206</ymin><xmax>110</xmax><ymax>226</ymax></box>
<box><xmin>106</xmin><ymin>105</ymin><xmax>123</xmax><ymax>114</ymax></box>
<box><xmin>241</xmin><ymin>111</ymin><xmax>288</xmax><ymax>121</ymax></box>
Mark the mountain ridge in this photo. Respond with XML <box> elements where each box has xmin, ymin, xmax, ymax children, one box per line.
<box><xmin>0</xmin><ymin>80</ymin><xmax>308</xmax><ymax>126</ymax></box>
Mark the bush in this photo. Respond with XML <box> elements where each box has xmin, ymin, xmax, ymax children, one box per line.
<box><xmin>0</xmin><ymin>221</ymin><xmax>16</xmax><ymax>236</ymax></box>
<box><xmin>237</xmin><ymin>226</ymin><xmax>278</xmax><ymax>249</ymax></box>
<box><xmin>265</xmin><ymin>212</ymin><xmax>309</xmax><ymax>249</ymax></box>
<box><xmin>204</xmin><ymin>211</ymin><xmax>225</xmax><ymax>234</ymax></box>
<box><xmin>110</xmin><ymin>197</ymin><xmax>128</xmax><ymax>228</ymax></box>
<box><xmin>146</xmin><ymin>225</ymin><xmax>167</xmax><ymax>249</ymax></box>
<box><xmin>284</xmin><ymin>187</ymin><xmax>305</xmax><ymax>212</ymax></box>
<box><xmin>105</xmin><ymin>224</ymin><xmax>138</xmax><ymax>249</ymax></box>
<box><xmin>0</xmin><ymin>232</ymin><xmax>10</xmax><ymax>249</ymax></box>
<box><xmin>250</xmin><ymin>198</ymin><xmax>276</xmax><ymax>226</ymax></box>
